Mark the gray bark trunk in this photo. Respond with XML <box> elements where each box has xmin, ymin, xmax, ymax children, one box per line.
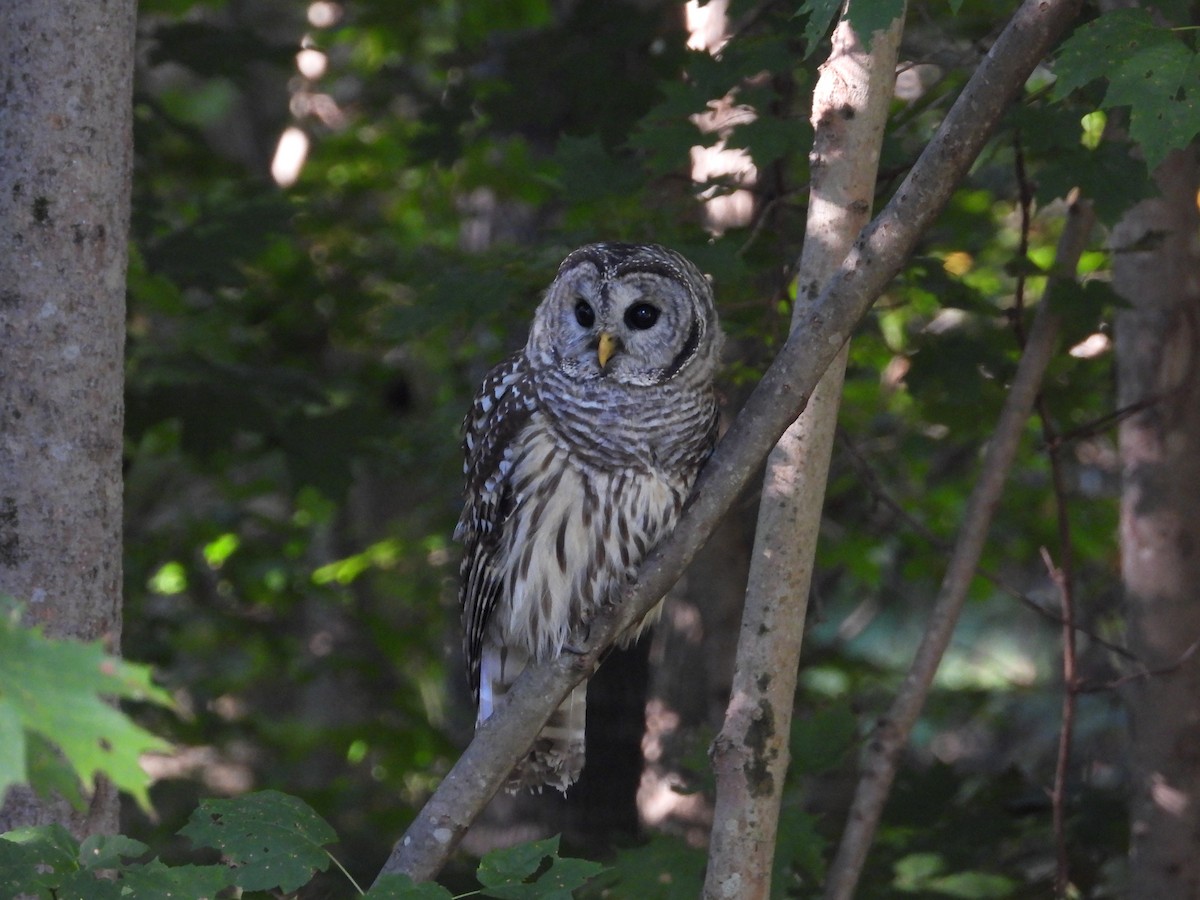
<box><xmin>0</xmin><ymin>0</ymin><xmax>136</xmax><ymax>836</ymax></box>
<box><xmin>1114</xmin><ymin>146</ymin><xmax>1200</xmax><ymax>898</ymax></box>
<box><xmin>704</xmin><ymin>10</ymin><xmax>903</xmax><ymax>898</ymax></box>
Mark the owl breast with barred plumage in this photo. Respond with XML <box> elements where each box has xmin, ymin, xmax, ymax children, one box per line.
<box><xmin>456</xmin><ymin>242</ymin><xmax>723</xmax><ymax>792</ymax></box>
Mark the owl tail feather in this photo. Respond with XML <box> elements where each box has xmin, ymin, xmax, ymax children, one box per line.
<box><xmin>477</xmin><ymin>646</ymin><xmax>587</xmax><ymax>793</ymax></box>
<box><xmin>505</xmin><ymin>682</ymin><xmax>586</xmax><ymax>793</ymax></box>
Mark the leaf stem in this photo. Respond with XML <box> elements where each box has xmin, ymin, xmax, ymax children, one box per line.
<box><xmin>327</xmin><ymin>849</ymin><xmax>366</xmax><ymax>895</ymax></box>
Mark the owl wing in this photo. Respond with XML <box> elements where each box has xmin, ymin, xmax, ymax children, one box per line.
<box><xmin>455</xmin><ymin>350</ymin><xmax>538</xmax><ymax>700</ymax></box>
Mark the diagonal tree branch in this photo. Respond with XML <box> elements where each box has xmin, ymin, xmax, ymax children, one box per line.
<box><xmin>374</xmin><ymin>0</ymin><xmax>1084</xmax><ymax>885</ymax></box>
<box><xmin>821</xmin><ymin>195</ymin><xmax>1096</xmax><ymax>900</ymax></box>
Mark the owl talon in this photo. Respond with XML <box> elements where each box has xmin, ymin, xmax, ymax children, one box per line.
<box><xmin>563</xmin><ymin>621</ymin><xmax>591</xmax><ymax>654</ymax></box>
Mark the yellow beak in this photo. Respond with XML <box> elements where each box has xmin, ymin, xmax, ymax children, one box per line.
<box><xmin>597</xmin><ymin>332</ymin><xmax>618</xmax><ymax>369</ymax></box>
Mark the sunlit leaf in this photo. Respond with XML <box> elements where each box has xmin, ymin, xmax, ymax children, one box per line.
<box><xmin>0</xmin><ymin>609</ymin><xmax>173</xmax><ymax>811</ymax></box>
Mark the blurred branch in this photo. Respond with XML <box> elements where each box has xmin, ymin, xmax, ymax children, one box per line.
<box><xmin>704</xmin><ymin>10</ymin><xmax>904</xmax><ymax>900</ymax></box>
<box><xmin>837</xmin><ymin>431</ymin><xmax>1135</xmax><ymax>661</ymax></box>
<box><xmin>1041</xmin><ymin>546</ymin><xmax>1077</xmax><ymax>899</ymax></box>
<box><xmin>1055</xmin><ymin>395</ymin><xmax>1162</xmax><ymax>445</ymax></box>
<box><xmin>1079</xmin><ymin>637</ymin><xmax>1200</xmax><ymax>692</ymax></box>
<box><xmin>373</xmin><ymin>0</ymin><xmax>1084</xmax><ymax>885</ymax></box>
<box><xmin>822</xmin><ymin>194</ymin><xmax>1096</xmax><ymax>900</ymax></box>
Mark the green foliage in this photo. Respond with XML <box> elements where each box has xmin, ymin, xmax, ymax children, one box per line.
<box><xmin>797</xmin><ymin>0</ymin><xmax>842</xmax><ymax>53</ymax></box>
<box><xmin>845</xmin><ymin>0</ymin><xmax>907</xmax><ymax>45</ymax></box>
<box><xmin>773</xmin><ymin>805</ymin><xmax>830</xmax><ymax>894</ymax></box>
<box><xmin>790</xmin><ymin>705</ymin><xmax>859</xmax><ymax>776</ymax></box>
<box><xmin>179</xmin><ymin>791</ymin><xmax>341</xmax><ymax>892</ymax></box>
<box><xmin>1054</xmin><ymin>8</ymin><xmax>1200</xmax><ymax>168</ymax></box>
<box><xmin>370</xmin><ymin>873</ymin><xmax>457</xmax><ymax>898</ymax></box>
<box><xmin>2</xmin><ymin>793</ymin><xmax>603</xmax><ymax>899</ymax></box>
<box><xmin>1</xmin><ymin>823</ymin><xmax>233</xmax><ymax>898</ymax></box>
<box><xmin>892</xmin><ymin>852</ymin><xmax>1018</xmax><ymax>897</ymax></box>
<box><xmin>589</xmin><ymin>834</ymin><xmax>706</xmax><ymax>899</ymax></box>
<box><xmin>1013</xmin><ymin>102</ymin><xmax>1152</xmax><ymax>224</ymax></box>
<box><xmin>0</xmin><ymin>602</ymin><xmax>172</xmax><ymax>811</ymax></box>
<box><xmin>476</xmin><ymin>836</ymin><xmax>605</xmax><ymax>899</ymax></box>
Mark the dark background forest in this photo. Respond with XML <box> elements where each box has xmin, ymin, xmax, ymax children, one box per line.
<box><xmin>8</xmin><ymin>0</ymin><xmax>1200</xmax><ymax>896</ymax></box>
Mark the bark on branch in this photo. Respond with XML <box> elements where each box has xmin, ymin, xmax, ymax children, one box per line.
<box><xmin>374</xmin><ymin>0</ymin><xmax>1083</xmax><ymax>884</ymax></box>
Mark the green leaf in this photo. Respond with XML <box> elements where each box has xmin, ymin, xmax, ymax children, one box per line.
<box><xmin>845</xmin><ymin>0</ymin><xmax>906</xmax><ymax>46</ymax></box>
<box><xmin>893</xmin><ymin>850</ymin><xmax>1019</xmax><ymax>896</ymax></box>
<box><xmin>55</xmin><ymin>870</ymin><xmax>125</xmax><ymax>899</ymax></box>
<box><xmin>928</xmin><ymin>870</ymin><xmax>1019</xmax><ymax>898</ymax></box>
<box><xmin>460</xmin><ymin>0</ymin><xmax>552</xmax><ymax>43</ymax></box>
<box><xmin>0</xmin><ymin>609</ymin><xmax>173</xmax><ymax>811</ymax></box>
<box><xmin>0</xmin><ymin>825</ymin><xmax>80</xmax><ymax>895</ymax></box>
<box><xmin>0</xmin><ymin>833</ymin><xmax>61</xmax><ymax>896</ymax></box>
<box><xmin>797</xmin><ymin>0</ymin><xmax>842</xmax><ymax>54</ymax></box>
<box><xmin>1054</xmin><ymin>10</ymin><xmax>1158</xmax><ymax>96</ymax></box>
<box><xmin>1108</xmin><ymin>43</ymin><xmax>1200</xmax><ymax>171</ymax></box>
<box><xmin>179</xmin><ymin>790</ymin><xmax>338</xmax><ymax>893</ymax></box>
<box><xmin>724</xmin><ymin>115</ymin><xmax>812</xmax><ymax>168</ymax></box>
<box><xmin>894</xmin><ymin>851</ymin><xmax>946</xmax><ymax>887</ymax></box>
<box><xmin>78</xmin><ymin>834</ymin><xmax>149</xmax><ymax>869</ymax></box>
<box><xmin>520</xmin><ymin>854</ymin><xmax>606</xmax><ymax>898</ymax></box>
<box><xmin>118</xmin><ymin>859</ymin><xmax>236</xmax><ymax>897</ymax></box>
<box><xmin>553</xmin><ymin>135</ymin><xmax>642</xmax><ymax>203</ymax></box>
<box><xmin>598</xmin><ymin>834</ymin><xmax>706</xmax><ymax>899</ymax></box>
<box><xmin>366</xmin><ymin>873</ymin><xmax>455</xmax><ymax>898</ymax></box>
<box><xmin>477</xmin><ymin>835</ymin><xmax>559</xmax><ymax>888</ymax></box>
<box><xmin>790</xmin><ymin>705</ymin><xmax>858</xmax><ymax>775</ymax></box>
<box><xmin>24</xmin><ymin>732</ymin><xmax>86</xmax><ymax>812</ymax></box>
<box><xmin>1046</xmin><ymin>142</ymin><xmax>1151</xmax><ymax>226</ymax></box>
<box><xmin>1045</xmin><ymin>279</ymin><xmax>1122</xmax><ymax>347</ymax></box>
<box><xmin>772</xmin><ymin>804</ymin><xmax>827</xmax><ymax>890</ymax></box>
<box><xmin>0</xmin><ymin>700</ymin><xmax>24</xmax><ymax>800</ymax></box>
<box><xmin>1054</xmin><ymin>9</ymin><xmax>1200</xmax><ymax>168</ymax></box>
<box><xmin>475</xmin><ymin>836</ymin><xmax>604</xmax><ymax>899</ymax></box>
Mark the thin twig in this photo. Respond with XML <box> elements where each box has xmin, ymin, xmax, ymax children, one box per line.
<box><xmin>1054</xmin><ymin>395</ymin><xmax>1161</xmax><ymax>446</ymax></box>
<box><xmin>1011</xmin><ymin>132</ymin><xmax>1033</xmax><ymax>345</ymax></box>
<box><xmin>1042</xmin><ymin>546</ymin><xmax>1077</xmax><ymax>899</ymax></box>
<box><xmin>737</xmin><ymin>187</ymin><xmax>806</xmax><ymax>257</ymax></box>
<box><xmin>1077</xmin><ymin>638</ymin><xmax>1200</xmax><ymax>693</ymax></box>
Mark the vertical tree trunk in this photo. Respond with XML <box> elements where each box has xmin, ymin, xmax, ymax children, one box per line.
<box><xmin>703</xmin><ymin>9</ymin><xmax>904</xmax><ymax>899</ymax></box>
<box><xmin>0</xmin><ymin>0</ymin><xmax>136</xmax><ymax>836</ymax></box>
<box><xmin>1114</xmin><ymin>146</ymin><xmax>1200</xmax><ymax>898</ymax></box>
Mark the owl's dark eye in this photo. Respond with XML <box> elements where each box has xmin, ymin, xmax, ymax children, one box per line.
<box><xmin>574</xmin><ymin>298</ymin><xmax>595</xmax><ymax>328</ymax></box>
<box><xmin>624</xmin><ymin>302</ymin><xmax>660</xmax><ymax>330</ymax></box>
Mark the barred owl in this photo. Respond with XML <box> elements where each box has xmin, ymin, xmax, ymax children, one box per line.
<box><xmin>455</xmin><ymin>242</ymin><xmax>723</xmax><ymax>792</ymax></box>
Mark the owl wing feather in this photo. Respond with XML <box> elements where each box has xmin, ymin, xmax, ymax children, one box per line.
<box><xmin>456</xmin><ymin>350</ymin><xmax>538</xmax><ymax>701</ymax></box>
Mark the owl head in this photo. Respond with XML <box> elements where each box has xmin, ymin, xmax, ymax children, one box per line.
<box><xmin>525</xmin><ymin>242</ymin><xmax>723</xmax><ymax>389</ymax></box>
